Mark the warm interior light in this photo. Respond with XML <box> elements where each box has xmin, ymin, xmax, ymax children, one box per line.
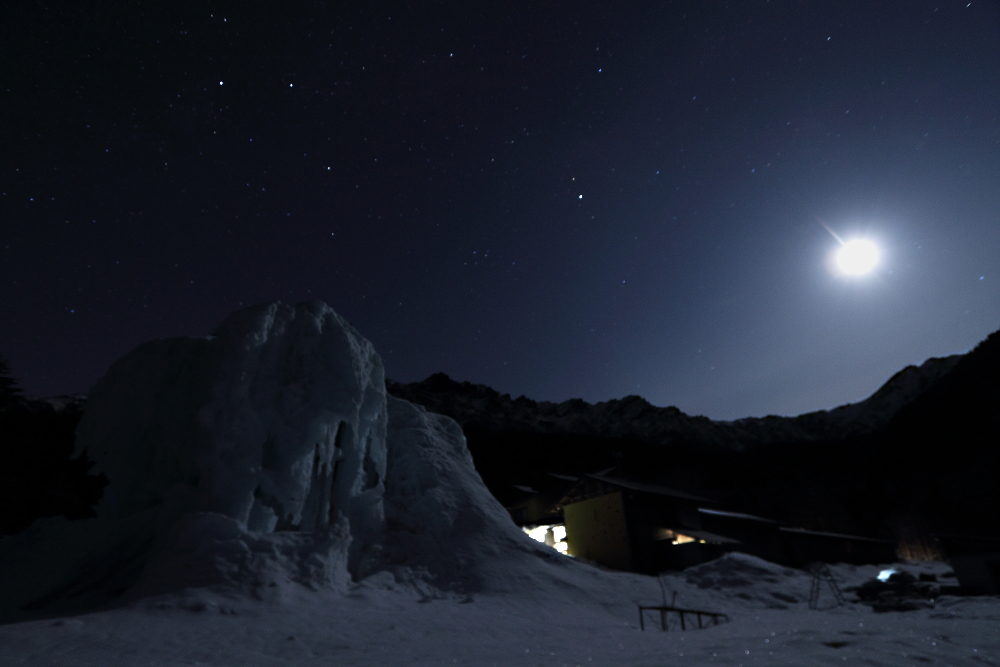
<box><xmin>523</xmin><ymin>525</ymin><xmax>549</xmax><ymax>543</ymax></box>
<box><xmin>654</xmin><ymin>528</ymin><xmax>698</xmax><ymax>544</ymax></box>
<box><xmin>522</xmin><ymin>524</ymin><xmax>568</xmax><ymax>554</ymax></box>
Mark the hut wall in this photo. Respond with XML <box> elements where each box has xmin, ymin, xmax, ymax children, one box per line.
<box><xmin>564</xmin><ymin>492</ymin><xmax>632</xmax><ymax>570</ymax></box>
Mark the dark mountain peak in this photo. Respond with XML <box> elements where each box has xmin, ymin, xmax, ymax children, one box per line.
<box><xmin>941</xmin><ymin>327</ymin><xmax>1000</xmax><ymax>390</ymax></box>
<box><xmin>387</xmin><ymin>331</ymin><xmax>992</xmax><ymax>450</ymax></box>
<box><xmin>408</xmin><ymin>372</ymin><xmax>493</xmax><ymax>398</ymax></box>
<box><xmin>599</xmin><ymin>394</ymin><xmax>654</xmax><ymax>411</ymax></box>
<box><xmin>387</xmin><ymin>374</ymin><xmax>721</xmax><ymax>442</ymax></box>
<box><xmin>887</xmin><ymin>328</ymin><xmax>1000</xmax><ymax>440</ymax></box>
<box><xmin>421</xmin><ymin>372</ymin><xmax>465</xmax><ymax>392</ymax></box>
<box><xmin>748</xmin><ymin>353</ymin><xmax>965</xmax><ymax>440</ymax></box>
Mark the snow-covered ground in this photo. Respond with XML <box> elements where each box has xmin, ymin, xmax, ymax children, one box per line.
<box><xmin>1</xmin><ymin>556</ymin><xmax>997</xmax><ymax>666</ymax></box>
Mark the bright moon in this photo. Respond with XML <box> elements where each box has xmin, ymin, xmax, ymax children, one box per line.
<box><xmin>835</xmin><ymin>239</ymin><xmax>879</xmax><ymax>275</ymax></box>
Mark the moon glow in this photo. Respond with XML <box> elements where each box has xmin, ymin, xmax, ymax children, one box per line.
<box><xmin>835</xmin><ymin>239</ymin><xmax>879</xmax><ymax>275</ymax></box>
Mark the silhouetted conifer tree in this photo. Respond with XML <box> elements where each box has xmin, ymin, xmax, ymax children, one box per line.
<box><xmin>0</xmin><ymin>359</ymin><xmax>106</xmax><ymax>536</ymax></box>
<box><xmin>0</xmin><ymin>354</ymin><xmax>24</xmax><ymax>409</ymax></box>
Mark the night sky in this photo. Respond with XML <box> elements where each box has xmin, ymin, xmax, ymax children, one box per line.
<box><xmin>3</xmin><ymin>1</ymin><xmax>999</xmax><ymax>420</ymax></box>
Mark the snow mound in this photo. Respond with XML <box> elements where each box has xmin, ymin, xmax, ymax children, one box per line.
<box><xmin>380</xmin><ymin>394</ymin><xmax>565</xmax><ymax>593</ymax></box>
<box><xmin>0</xmin><ymin>301</ymin><xmax>393</xmax><ymax>616</ymax></box>
<box><xmin>77</xmin><ymin>300</ymin><xmax>387</xmax><ymax>546</ymax></box>
<box><xmin>0</xmin><ymin>301</ymin><xmax>597</xmax><ymax>620</ymax></box>
<box><xmin>673</xmin><ymin>552</ymin><xmax>814</xmax><ymax>608</ymax></box>
<box><xmin>684</xmin><ymin>552</ymin><xmax>804</xmax><ymax>590</ymax></box>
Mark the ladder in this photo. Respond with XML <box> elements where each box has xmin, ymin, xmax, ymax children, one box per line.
<box><xmin>808</xmin><ymin>562</ymin><xmax>846</xmax><ymax>609</ymax></box>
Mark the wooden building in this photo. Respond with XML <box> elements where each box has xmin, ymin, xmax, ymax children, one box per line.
<box><xmin>505</xmin><ymin>472</ymin><xmax>577</xmax><ymax>527</ymax></box>
<box><xmin>697</xmin><ymin>508</ymin><xmax>786</xmax><ymax>564</ymax></box>
<box><xmin>507</xmin><ymin>468</ymin><xmax>900</xmax><ymax>573</ymax></box>
<box><xmin>555</xmin><ymin>470</ymin><xmax>738</xmax><ymax>574</ymax></box>
<box><xmin>699</xmin><ymin>509</ymin><xmax>898</xmax><ymax>567</ymax></box>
